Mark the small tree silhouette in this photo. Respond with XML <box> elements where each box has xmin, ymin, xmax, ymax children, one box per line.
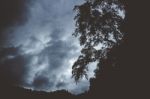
<box><xmin>72</xmin><ymin>0</ymin><xmax>125</xmax><ymax>82</ymax></box>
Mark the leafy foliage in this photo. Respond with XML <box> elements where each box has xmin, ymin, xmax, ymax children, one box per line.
<box><xmin>72</xmin><ymin>0</ymin><xmax>125</xmax><ymax>82</ymax></box>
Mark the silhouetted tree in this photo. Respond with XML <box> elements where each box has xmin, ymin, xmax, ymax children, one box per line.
<box><xmin>72</xmin><ymin>0</ymin><xmax>125</xmax><ymax>82</ymax></box>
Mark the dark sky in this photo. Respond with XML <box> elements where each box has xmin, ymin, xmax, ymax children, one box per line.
<box><xmin>0</xmin><ymin>0</ymin><xmax>98</xmax><ymax>94</ymax></box>
<box><xmin>0</xmin><ymin>0</ymin><xmax>125</xmax><ymax>95</ymax></box>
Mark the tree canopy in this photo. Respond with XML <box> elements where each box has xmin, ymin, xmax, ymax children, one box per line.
<box><xmin>72</xmin><ymin>0</ymin><xmax>125</xmax><ymax>82</ymax></box>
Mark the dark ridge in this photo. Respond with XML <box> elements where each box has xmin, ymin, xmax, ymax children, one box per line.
<box><xmin>0</xmin><ymin>84</ymin><xmax>76</xmax><ymax>99</ymax></box>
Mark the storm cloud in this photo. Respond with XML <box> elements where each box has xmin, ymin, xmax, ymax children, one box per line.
<box><xmin>0</xmin><ymin>0</ymin><xmax>97</xmax><ymax>94</ymax></box>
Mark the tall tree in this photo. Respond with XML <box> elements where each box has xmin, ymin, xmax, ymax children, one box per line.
<box><xmin>72</xmin><ymin>0</ymin><xmax>125</xmax><ymax>82</ymax></box>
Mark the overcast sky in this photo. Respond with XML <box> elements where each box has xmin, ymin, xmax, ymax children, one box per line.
<box><xmin>0</xmin><ymin>0</ymin><xmax>125</xmax><ymax>95</ymax></box>
<box><xmin>0</xmin><ymin>0</ymin><xmax>98</xmax><ymax>94</ymax></box>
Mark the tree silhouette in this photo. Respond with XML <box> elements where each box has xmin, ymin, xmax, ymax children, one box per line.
<box><xmin>72</xmin><ymin>0</ymin><xmax>125</xmax><ymax>82</ymax></box>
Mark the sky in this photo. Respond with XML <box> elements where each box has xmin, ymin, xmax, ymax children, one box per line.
<box><xmin>0</xmin><ymin>0</ymin><xmax>98</xmax><ymax>95</ymax></box>
<box><xmin>0</xmin><ymin>0</ymin><xmax>125</xmax><ymax>95</ymax></box>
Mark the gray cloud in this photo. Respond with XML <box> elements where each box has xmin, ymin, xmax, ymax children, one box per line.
<box><xmin>0</xmin><ymin>0</ymin><xmax>97</xmax><ymax>95</ymax></box>
<box><xmin>32</xmin><ymin>74</ymin><xmax>52</xmax><ymax>90</ymax></box>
